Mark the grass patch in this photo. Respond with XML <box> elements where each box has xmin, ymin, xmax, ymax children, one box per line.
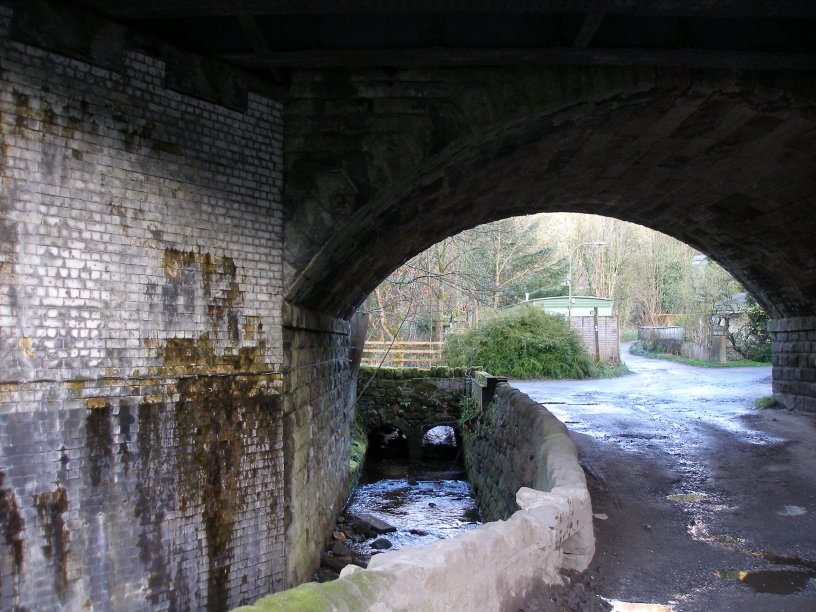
<box><xmin>630</xmin><ymin>342</ymin><xmax>770</xmax><ymax>368</ymax></box>
<box><xmin>594</xmin><ymin>361</ymin><xmax>630</xmax><ymax>378</ymax></box>
<box><xmin>619</xmin><ymin>327</ymin><xmax>639</xmax><ymax>342</ymax></box>
<box><xmin>754</xmin><ymin>396</ymin><xmax>781</xmax><ymax>410</ymax></box>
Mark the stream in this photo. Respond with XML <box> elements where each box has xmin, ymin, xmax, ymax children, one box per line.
<box><xmin>343</xmin><ymin>457</ymin><xmax>482</xmax><ymax>556</ymax></box>
<box><xmin>317</xmin><ymin>426</ymin><xmax>482</xmax><ymax>581</ymax></box>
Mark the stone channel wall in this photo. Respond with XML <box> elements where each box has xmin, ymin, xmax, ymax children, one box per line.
<box><xmin>240</xmin><ymin>381</ymin><xmax>594</xmax><ymax>611</ymax></box>
<box><xmin>769</xmin><ymin>316</ymin><xmax>816</xmax><ymax>412</ymax></box>
<box><xmin>0</xmin><ymin>5</ymin><xmax>288</xmax><ymax>609</ymax></box>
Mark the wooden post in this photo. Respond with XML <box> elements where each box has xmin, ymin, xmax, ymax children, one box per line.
<box><xmin>593</xmin><ymin>307</ymin><xmax>601</xmax><ymax>363</ymax></box>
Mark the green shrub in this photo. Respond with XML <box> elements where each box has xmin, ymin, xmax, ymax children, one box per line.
<box><xmin>443</xmin><ymin>306</ymin><xmax>596</xmax><ymax>379</ymax></box>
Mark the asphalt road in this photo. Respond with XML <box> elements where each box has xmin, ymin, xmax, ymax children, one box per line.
<box><xmin>512</xmin><ymin>344</ymin><xmax>816</xmax><ymax>611</ymax></box>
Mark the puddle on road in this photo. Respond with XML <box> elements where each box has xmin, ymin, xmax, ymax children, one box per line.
<box><xmin>715</xmin><ymin>569</ymin><xmax>816</xmax><ymax>594</ymax></box>
<box><xmin>776</xmin><ymin>505</ymin><xmax>807</xmax><ymax>516</ymax></box>
<box><xmin>696</xmin><ymin>519</ymin><xmax>816</xmax><ymax>595</ymax></box>
<box><xmin>604</xmin><ymin>599</ymin><xmax>673</xmax><ymax>611</ymax></box>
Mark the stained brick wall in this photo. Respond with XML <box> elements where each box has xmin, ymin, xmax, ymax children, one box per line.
<box><xmin>769</xmin><ymin>317</ymin><xmax>816</xmax><ymax>412</ymax></box>
<box><xmin>0</xmin><ymin>4</ymin><xmax>287</xmax><ymax>609</ymax></box>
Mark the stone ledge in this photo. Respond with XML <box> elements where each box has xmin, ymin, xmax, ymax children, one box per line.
<box><xmin>768</xmin><ymin>316</ymin><xmax>816</xmax><ymax>333</ymax></box>
<box><xmin>283</xmin><ymin>302</ymin><xmax>351</xmax><ymax>335</ymax></box>
<box><xmin>358</xmin><ymin>365</ymin><xmax>470</xmax><ymax>379</ymax></box>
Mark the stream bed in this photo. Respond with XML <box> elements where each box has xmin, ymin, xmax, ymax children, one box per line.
<box><xmin>316</xmin><ymin>454</ymin><xmax>483</xmax><ymax>582</ymax></box>
<box><xmin>344</xmin><ymin>458</ymin><xmax>482</xmax><ymax>555</ymax></box>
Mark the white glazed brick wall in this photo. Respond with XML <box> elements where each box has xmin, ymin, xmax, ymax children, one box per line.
<box><xmin>0</xmin><ymin>5</ymin><xmax>288</xmax><ymax>610</ymax></box>
<box><xmin>0</xmin><ymin>42</ymin><xmax>283</xmax><ymax>385</ymax></box>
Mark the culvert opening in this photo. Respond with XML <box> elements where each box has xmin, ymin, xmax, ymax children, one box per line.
<box><xmin>366</xmin><ymin>424</ymin><xmax>409</xmax><ymax>460</ymax></box>
<box><xmin>421</xmin><ymin>424</ymin><xmax>459</xmax><ymax>461</ymax></box>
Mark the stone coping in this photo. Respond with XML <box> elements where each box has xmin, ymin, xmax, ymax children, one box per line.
<box><xmin>235</xmin><ymin>386</ymin><xmax>594</xmax><ymax>611</ymax></box>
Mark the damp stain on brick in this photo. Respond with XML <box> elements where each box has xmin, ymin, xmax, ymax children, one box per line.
<box><xmin>119</xmin><ymin>120</ymin><xmax>155</xmax><ymax>151</ymax></box>
<box><xmin>135</xmin><ymin>399</ymin><xmax>176</xmax><ymax>608</ymax></box>
<box><xmin>172</xmin><ymin>375</ymin><xmax>283</xmax><ymax>611</ymax></box>
<box><xmin>0</xmin><ymin>471</ymin><xmax>25</xmax><ymax>578</ymax></box>
<box><xmin>11</xmin><ymin>90</ymin><xmax>29</xmax><ymax>130</ymax></box>
<box><xmin>85</xmin><ymin>404</ymin><xmax>113</xmax><ymax>487</ymax></box>
<box><xmin>161</xmin><ymin>248</ymin><xmax>245</xmax><ymax>339</ymax></box>
<box><xmin>118</xmin><ymin>402</ymin><xmax>135</xmax><ymax>475</ymax></box>
<box><xmin>33</xmin><ymin>485</ymin><xmax>70</xmax><ymax>603</ymax></box>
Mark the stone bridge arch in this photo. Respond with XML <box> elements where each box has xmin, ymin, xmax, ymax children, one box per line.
<box><xmin>282</xmin><ymin>67</ymin><xmax>816</xmax><ymax>430</ymax></box>
<box><xmin>285</xmin><ymin>68</ymin><xmax>816</xmax><ymax>323</ymax></box>
<box><xmin>282</xmin><ymin>73</ymin><xmax>815</xmax><ymax>582</ymax></box>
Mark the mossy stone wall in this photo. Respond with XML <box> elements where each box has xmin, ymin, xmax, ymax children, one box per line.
<box><xmin>355</xmin><ymin>366</ymin><xmax>469</xmax><ymax>458</ymax></box>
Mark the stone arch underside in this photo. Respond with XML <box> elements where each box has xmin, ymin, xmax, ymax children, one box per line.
<box><xmin>285</xmin><ymin>70</ymin><xmax>816</xmax><ymax>321</ymax></box>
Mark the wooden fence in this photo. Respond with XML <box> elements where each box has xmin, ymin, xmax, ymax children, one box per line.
<box><xmin>361</xmin><ymin>341</ymin><xmax>445</xmax><ymax>368</ymax></box>
<box><xmin>570</xmin><ymin>315</ymin><xmax>620</xmax><ymax>363</ymax></box>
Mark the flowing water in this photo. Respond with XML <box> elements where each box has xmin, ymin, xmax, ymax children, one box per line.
<box><xmin>341</xmin><ymin>434</ymin><xmax>482</xmax><ymax>558</ymax></box>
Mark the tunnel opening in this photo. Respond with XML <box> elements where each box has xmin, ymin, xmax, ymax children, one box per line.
<box><xmin>421</xmin><ymin>424</ymin><xmax>460</xmax><ymax>461</ymax></box>
<box><xmin>361</xmin><ymin>212</ymin><xmax>773</xmax><ymax>376</ymax></box>
<box><xmin>366</xmin><ymin>424</ymin><xmax>410</xmax><ymax>461</ymax></box>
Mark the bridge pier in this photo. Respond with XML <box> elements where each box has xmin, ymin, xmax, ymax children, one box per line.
<box><xmin>0</xmin><ymin>9</ymin><xmax>291</xmax><ymax>608</ymax></box>
<box><xmin>408</xmin><ymin>429</ymin><xmax>424</xmax><ymax>461</ymax></box>
<box><xmin>769</xmin><ymin>317</ymin><xmax>816</xmax><ymax>412</ymax></box>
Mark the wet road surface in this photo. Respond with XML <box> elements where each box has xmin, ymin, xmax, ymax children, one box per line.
<box><xmin>513</xmin><ymin>344</ymin><xmax>816</xmax><ymax>611</ymax></box>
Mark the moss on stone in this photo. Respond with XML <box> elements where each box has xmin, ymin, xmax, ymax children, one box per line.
<box><xmin>84</xmin><ymin>397</ymin><xmax>107</xmax><ymax>410</ymax></box>
<box><xmin>158</xmin><ymin>333</ymin><xmax>275</xmax><ymax>376</ymax></box>
<box><xmin>237</xmin><ymin>570</ymin><xmax>394</xmax><ymax>611</ymax></box>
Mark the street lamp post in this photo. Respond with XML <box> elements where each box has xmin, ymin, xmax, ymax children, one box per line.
<box><xmin>567</xmin><ymin>241</ymin><xmax>605</xmax><ymax>319</ymax></box>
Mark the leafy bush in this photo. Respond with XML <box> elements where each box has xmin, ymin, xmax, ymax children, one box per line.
<box><xmin>443</xmin><ymin>306</ymin><xmax>596</xmax><ymax>379</ymax></box>
<box><xmin>728</xmin><ymin>296</ymin><xmax>772</xmax><ymax>363</ymax></box>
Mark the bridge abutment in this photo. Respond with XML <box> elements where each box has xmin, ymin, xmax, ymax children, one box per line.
<box><xmin>281</xmin><ymin>304</ymin><xmax>357</xmax><ymax>587</ymax></box>
<box><xmin>769</xmin><ymin>317</ymin><xmax>816</xmax><ymax>412</ymax></box>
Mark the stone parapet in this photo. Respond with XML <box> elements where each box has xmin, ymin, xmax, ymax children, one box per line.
<box><xmin>239</xmin><ymin>383</ymin><xmax>594</xmax><ymax>610</ymax></box>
